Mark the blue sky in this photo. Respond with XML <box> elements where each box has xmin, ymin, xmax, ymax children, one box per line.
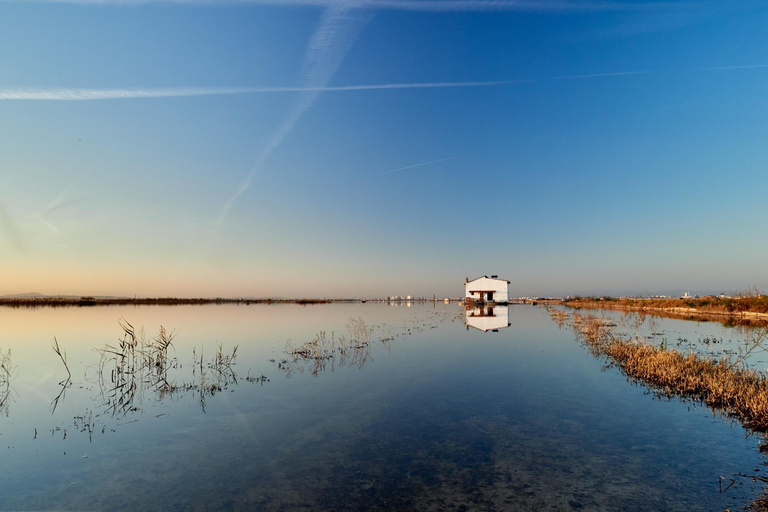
<box><xmin>0</xmin><ymin>0</ymin><xmax>766</xmax><ymax>298</ymax></box>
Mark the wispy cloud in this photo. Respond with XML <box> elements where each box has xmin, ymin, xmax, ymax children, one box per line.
<box><xmin>217</xmin><ymin>5</ymin><xmax>373</xmax><ymax>226</ymax></box>
<box><xmin>378</xmin><ymin>152</ymin><xmax>479</xmax><ymax>175</ymax></box>
<box><xmin>0</xmin><ymin>81</ymin><xmax>529</xmax><ymax>101</ymax></box>
<box><xmin>0</xmin><ymin>202</ymin><xmax>25</xmax><ymax>251</ymax></box>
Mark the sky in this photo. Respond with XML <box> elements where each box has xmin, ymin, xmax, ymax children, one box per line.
<box><xmin>0</xmin><ymin>0</ymin><xmax>766</xmax><ymax>299</ymax></box>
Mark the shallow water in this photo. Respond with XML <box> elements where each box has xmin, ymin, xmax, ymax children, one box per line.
<box><xmin>0</xmin><ymin>303</ymin><xmax>766</xmax><ymax>511</ymax></box>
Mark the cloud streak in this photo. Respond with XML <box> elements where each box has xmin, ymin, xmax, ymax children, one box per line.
<box><xmin>217</xmin><ymin>5</ymin><xmax>373</xmax><ymax>226</ymax></box>
<box><xmin>0</xmin><ymin>81</ymin><xmax>529</xmax><ymax>101</ymax></box>
<box><xmin>555</xmin><ymin>63</ymin><xmax>768</xmax><ymax>80</ymax></box>
<box><xmin>0</xmin><ymin>202</ymin><xmax>25</xmax><ymax>251</ymax></box>
<box><xmin>378</xmin><ymin>152</ymin><xmax>479</xmax><ymax>175</ymax></box>
<box><xmin>4</xmin><ymin>64</ymin><xmax>762</xmax><ymax>102</ymax></box>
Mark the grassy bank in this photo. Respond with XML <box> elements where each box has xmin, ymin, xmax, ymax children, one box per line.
<box><xmin>552</xmin><ymin>309</ymin><xmax>768</xmax><ymax>431</ymax></box>
<box><xmin>561</xmin><ymin>295</ymin><xmax>768</xmax><ymax>326</ymax></box>
<box><xmin>551</xmin><ymin>308</ymin><xmax>768</xmax><ymax>510</ymax></box>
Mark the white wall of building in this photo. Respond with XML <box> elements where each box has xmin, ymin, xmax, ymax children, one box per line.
<box><xmin>464</xmin><ymin>276</ymin><xmax>509</xmax><ymax>303</ymax></box>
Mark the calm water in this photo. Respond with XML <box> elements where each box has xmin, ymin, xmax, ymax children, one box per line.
<box><xmin>0</xmin><ymin>303</ymin><xmax>766</xmax><ymax>511</ymax></box>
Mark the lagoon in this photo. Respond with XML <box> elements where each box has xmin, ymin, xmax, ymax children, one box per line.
<box><xmin>0</xmin><ymin>303</ymin><xmax>765</xmax><ymax>511</ymax></box>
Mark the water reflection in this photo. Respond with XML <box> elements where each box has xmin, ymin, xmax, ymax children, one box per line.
<box><xmin>4</xmin><ymin>304</ymin><xmax>768</xmax><ymax>511</ymax></box>
<box><xmin>465</xmin><ymin>305</ymin><xmax>510</xmax><ymax>332</ymax></box>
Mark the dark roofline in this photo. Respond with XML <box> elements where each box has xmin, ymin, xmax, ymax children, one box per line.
<box><xmin>466</xmin><ymin>275</ymin><xmax>510</xmax><ymax>284</ymax></box>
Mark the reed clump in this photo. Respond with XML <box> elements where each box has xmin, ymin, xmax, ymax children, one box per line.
<box><xmin>91</xmin><ymin>320</ymin><xmax>177</xmax><ymax>415</ymax></box>
<box><xmin>282</xmin><ymin>317</ymin><xmax>378</xmax><ymax>377</ymax></box>
<box><xmin>0</xmin><ymin>347</ymin><xmax>16</xmax><ymax>416</ymax></box>
<box><xmin>88</xmin><ymin>321</ymin><xmax>246</xmax><ymax>415</ymax></box>
<box><xmin>569</xmin><ymin>312</ymin><xmax>768</xmax><ymax>432</ymax></box>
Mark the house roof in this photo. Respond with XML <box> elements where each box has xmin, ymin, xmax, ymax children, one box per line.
<box><xmin>466</xmin><ymin>275</ymin><xmax>510</xmax><ymax>284</ymax></box>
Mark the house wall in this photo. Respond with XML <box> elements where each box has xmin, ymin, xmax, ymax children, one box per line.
<box><xmin>464</xmin><ymin>277</ymin><xmax>509</xmax><ymax>302</ymax></box>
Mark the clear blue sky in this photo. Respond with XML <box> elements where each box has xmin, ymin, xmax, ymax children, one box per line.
<box><xmin>0</xmin><ymin>0</ymin><xmax>766</xmax><ymax>298</ymax></box>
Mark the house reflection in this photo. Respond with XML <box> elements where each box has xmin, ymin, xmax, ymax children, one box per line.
<box><xmin>465</xmin><ymin>305</ymin><xmax>511</xmax><ymax>332</ymax></box>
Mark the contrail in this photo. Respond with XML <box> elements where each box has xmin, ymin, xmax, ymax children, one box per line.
<box><xmin>4</xmin><ymin>63</ymin><xmax>762</xmax><ymax>102</ymax></box>
<box><xmin>0</xmin><ymin>81</ymin><xmax>529</xmax><ymax>101</ymax></box>
<box><xmin>0</xmin><ymin>202</ymin><xmax>25</xmax><ymax>251</ymax></box>
<box><xmin>555</xmin><ymin>63</ymin><xmax>768</xmax><ymax>79</ymax></box>
<box><xmin>30</xmin><ymin>139</ymin><xmax>122</xmax><ymax>241</ymax></box>
<box><xmin>378</xmin><ymin>152</ymin><xmax>479</xmax><ymax>175</ymax></box>
<box><xmin>217</xmin><ymin>5</ymin><xmax>373</xmax><ymax>226</ymax></box>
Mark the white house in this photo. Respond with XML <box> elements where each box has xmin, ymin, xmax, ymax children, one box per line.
<box><xmin>464</xmin><ymin>275</ymin><xmax>509</xmax><ymax>304</ymax></box>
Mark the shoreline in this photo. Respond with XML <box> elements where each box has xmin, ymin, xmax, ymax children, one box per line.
<box><xmin>0</xmin><ymin>297</ymin><xmax>459</xmax><ymax>308</ymax></box>
<box><xmin>558</xmin><ymin>299</ymin><xmax>768</xmax><ymax>326</ymax></box>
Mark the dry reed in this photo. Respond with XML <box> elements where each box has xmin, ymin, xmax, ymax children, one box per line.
<box><xmin>282</xmin><ymin>317</ymin><xmax>378</xmax><ymax>377</ymax></box>
<box><xmin>563</xmin><ymin>311</ymin><xmax>768</xmax><ymax>432</ymax></box>
<box><xmin>0</xmin><ymin>347</ymin><xmax>16</xmax><ymax>416</ymax></box>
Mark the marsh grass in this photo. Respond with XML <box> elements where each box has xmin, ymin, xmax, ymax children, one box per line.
<box><xmin>90</xmin><ymin>320</ymin><xmax>178</xmax><ymax>415</ymax></box>
<box><xmin>87</xmin><ymin>320</ymin><xmax>244</xmax><ymax>416</ymax></box>
<box><xmin>0</xmin><ymin>347</ymin><xmax>17</xmax><ymax>416</ymax></box>
<box><xmin>562</xmin><ymin>311</ymin><xmax>768</xmax><ymax>432</ymax></box>
<box><xmin>282</xmin><ymin>317</ymin><xmax>378</xmax><ymax>377</ymax></box>
<box><xmin>562</xmin><ymin>294</ymin><xmax>768</xmax><ymax>327</ymax></box>
<box><xmin>49</xmin><ymin>337</ymin><xmax>74</xmax><ymax>413</ymax></box>
<box><xmin>51</xmin><ymin>337</ymin><xmax>71</xmax><ymax>382</ymax></box>
<box><xmin>552</xmin><ymin>308</ymin><xmax>768</xmax><ymax>510</ymax></box>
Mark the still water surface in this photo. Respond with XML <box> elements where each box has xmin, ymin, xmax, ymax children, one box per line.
<box><xmin>0</xmin><ymin>303</ymin><xmax>766</xmax><ymax>511</ymax></box>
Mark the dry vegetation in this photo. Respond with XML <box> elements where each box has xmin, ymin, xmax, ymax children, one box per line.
<box><xmin>86</xmin><ymin>320</ymin><xmax>242</xmax><ymax>415</ymax></box>
<box><xmin>553</xmin><ymin>309</ymin><xmax>768</xmax><ymax>431</ymax></box>
<box><xmin>551</xmin><ymin>308</ymin><xmax>768</xmax><ymax>510</ymax></box>
<box><xmin>0</xmin><ymin>347</ymin><xmax>16</xmax><ymax>417</ymax></box>
<box><xmin>281</xmin><ymin>317</ymin><xmax>380</xmax><ymax>377</ymax></box>
<box><xmin>562</xmin><ymin>291</ymin><xmax>768</xmax><ymax>325</ymax></box>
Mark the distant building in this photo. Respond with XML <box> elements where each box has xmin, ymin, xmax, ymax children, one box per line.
<box><xmin>464</xmin><ymin>275</ymin><xmax>510</xmax><ymax>304</ymax></box>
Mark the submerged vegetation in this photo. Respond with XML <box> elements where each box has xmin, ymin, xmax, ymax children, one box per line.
<box><xmin>34</xmin><ymin>313</ymin><xmax>434</xmax><ymax>432</ymax></box>
<box><xmin>551</xmin><ymin>308</ymin><xmax>768</xmax><ymax>510</ymax></box>
<box><xmin>88</xmin><ymin>320</ymin><xmax>245</xmax><ymax>415</ymax></box>
<box><xmin>282</xmin><ymin>317</ymin><xmax>382</xmax><ymax>377</ymax></box>
<box><xmin>0</xmin><ymin>347</ymin><xmax>16</xmax><ymax>417</ymax></box>
<box><xmin>551</xmin><ymin>309</ymin><xmax>768</xmax><ymax>431</ymax></box>
<box><xmin>91</xmin><ymin>320</ymin><xmax>181</xmax><ymax>416</ymax></box>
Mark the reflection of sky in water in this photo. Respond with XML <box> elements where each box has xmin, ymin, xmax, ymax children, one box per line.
<box><xmin>0</xmin><ymin>304</ymin><xmax>766</xmax><ymax>511</ymax></box>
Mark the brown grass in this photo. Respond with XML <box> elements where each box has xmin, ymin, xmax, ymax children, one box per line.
<box><xmin>562</xmin><ymin>295</ymin><xmax>768</xmax><ymax>326</ymax></box>
<box><xmin>562</xmin><ymin>311</ymin><xmax>768</xmax><ymax>432</ymax></box>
